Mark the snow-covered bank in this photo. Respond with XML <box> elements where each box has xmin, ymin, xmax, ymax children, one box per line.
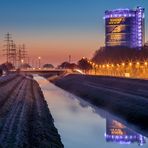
<box><xmin>0</xmin><ymin>74</ymin><xmax>63</xmax><ymax>148</ymax></box>
<box><xmin>51</xmin><ymin>74</ymin><xmax>148</xmax><ymax>137</ymax></box>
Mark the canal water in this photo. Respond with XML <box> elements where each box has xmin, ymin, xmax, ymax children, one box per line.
<box><xmin>34</xmin><ymin>76</ymin><xmax>148</xmax><ymax>148</ymax></box>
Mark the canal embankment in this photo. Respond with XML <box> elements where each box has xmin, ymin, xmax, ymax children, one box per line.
<box><xmin>51</xmin><ymin>74</ymin><xmax>148</xmax><ymax>135</ymax></box>
<box><xmin>0</xmin><ymin>74</ymin><xmax>63</xmax><ymax>148</ymax></box>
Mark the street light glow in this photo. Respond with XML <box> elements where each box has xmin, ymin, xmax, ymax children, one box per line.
<box><xmin>129</xmin><ymin>62</ymin><xmax>132</xmax><ymax>66</ymax></box>
<box><xmin>136</xmin><ymin>62</ymin><xmax>140</xmax><ymax>65</ymax></box>
<box><xmin>21</xmin><ymin>59</ymin><xmax>24</xmax><ymax>63</ymax></box>
<box><xmin>85</xmin><ymin>59</ymin><xmax>148</xmax><ymax>78</ymax></box>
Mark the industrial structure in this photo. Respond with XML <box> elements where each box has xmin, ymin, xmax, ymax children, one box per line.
<box><xmin>3</xmin><ymin>33</ymin><xmax>27</xmax><ymax>68</ymax></box>
<box><xmin>105</xmin><ymin>6</ymin><xmax>145</xmax><ymax>48</ymax></box>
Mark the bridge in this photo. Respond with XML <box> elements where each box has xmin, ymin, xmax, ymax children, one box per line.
<box><xmin>12</xmin><ymin>69</ymin><xmax>66</xmax><ymax>75</ymax></box>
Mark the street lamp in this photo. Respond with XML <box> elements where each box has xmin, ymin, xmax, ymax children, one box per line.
<box><xmin>129</xmin><ymin>62</ymin><xmax>132</xmax><ymax>66</ymax></box>
<box><xmin>21</xmin><ymin>59</ymin><xmax>24</xmax><ymax>64</ymax></box>
<box><xmin>122</xmin><ymin>63</ymin><xmax>125</xmax><ymax>66</ymax></box>
<box><xmin>38</xmin><ymin>57</ymin><xmax>41</xmax><ymax>69</ymax></box>
<box><xmin>136</xmin><ymin>62</ymin><xmax>140</xmax><ymax>65</ymax></box>
<box><xmin>21</xmin><ymin>59</ymin><xmax>24</xmax><ymax>69</ymax></box>
<box><xmin>144</xmin><ymin>62</ymin><xmax>148</xmax><ymax>66</ymax></box>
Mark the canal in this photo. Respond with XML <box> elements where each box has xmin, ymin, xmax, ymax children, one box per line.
<box><xmin>34</xmin><ymin>76</ymin><xmax>148</xmax><ymax>148</ymax></box>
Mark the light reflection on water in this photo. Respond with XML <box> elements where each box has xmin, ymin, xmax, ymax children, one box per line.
<box><xmin>34</xmin><ymin>76</ymin><xmax>148</xmax><ymax>148</ymax></box>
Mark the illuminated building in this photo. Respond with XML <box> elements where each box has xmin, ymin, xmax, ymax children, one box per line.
<box><xmin>105</xmin><ymin>6</ymin><xmax>145</xmax><ymax>48</ymax></box>
<box><xmin>105</xmin><ymin>118</ymin><xmax>146</xmax><ymax>146</ymax></box>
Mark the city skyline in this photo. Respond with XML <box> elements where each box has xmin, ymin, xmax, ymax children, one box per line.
<box><xmin>0</xmin><ymin>0</ymin><xmax>148</xmax><ymax>65</ymax></box>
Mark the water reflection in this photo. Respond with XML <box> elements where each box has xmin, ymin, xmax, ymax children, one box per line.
<box><xmin>105</xmin><ymin>117</ymin><xmax>146</xmax><ymax>146</ymax></box>
<box><xmin>78</xmin><ymin>96</ymin><xmax>147</xmax><ymax>146</ymax></box>
<box><xmin>34</xmin><ymin>76</ymin><xmax>148</xmax><ymax>148</ymax></box>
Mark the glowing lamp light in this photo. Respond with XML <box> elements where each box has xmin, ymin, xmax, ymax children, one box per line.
<box><xmin>21</xmin><ymin>59</ymin><xmax>24</xmax><ymax>63</ymax></box>
<box><xmin>95</xmin><ymin>64</ymin><xmax>99</xmax><ymax>68</ymax></box>
<box><xmin>122</xmin><ymin>63</ymin><xmax>125</xmax><ymax>66</ymax></box>
<box><xmin>144</xmin><ymin>62</ymin><xmax>148</xmax><ymax>66</ymax></box>
<box><xmin>136</xmin><ymin>62</ymin><xmax>140</xmax><ymax>65</ymax></box>
<box><xmin>129</xmin><ymin>62</ymin><xmax>132</xmax><ymax>66</ymax></box>
<box><xmin>111</xmin><ymin>64</ymin><xmax>114</xmax><ymax>67</ymax></box>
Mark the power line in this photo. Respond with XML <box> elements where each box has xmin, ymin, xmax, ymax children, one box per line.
<box><xmin>3</xmin><ymin>32</ymin><xmax>12</xmax><ymax>63</ymax></box>
<box><xmin>3</xmin><ymin>33</ymin><xmax>28</xmax><ymax>68</ymax></box>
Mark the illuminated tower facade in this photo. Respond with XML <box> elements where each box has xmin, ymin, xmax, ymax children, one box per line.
<box><xmin>105</xmin><ymin>6</ymin><xmax>145</xmax><ymax>48</ymax></box>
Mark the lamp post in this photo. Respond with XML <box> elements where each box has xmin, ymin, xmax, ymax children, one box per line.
<box><xmin>21</xmin><ymin>59</ymin><xmax>24</xmax><ymax>69</ymax></box>
<box><xmin>21</xmin><ymin>59</ymin><xmax>24</xmax><ymax>64</ymax></box>
<box><xmin>38</xmin><ymin>57</ymin><xmax>41</xmax><ymax>69</ymax></box>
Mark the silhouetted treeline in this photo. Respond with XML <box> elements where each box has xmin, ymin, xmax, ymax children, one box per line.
<box><xmin>58</xmin><ymin>61</ymin><xmax>78</xmax><ymax>69</ymax></box>
<box><xmin>43</xmin><ymin>64</ymin><xmax>54</xmax><ymax>69</ymax></box>
<box><xmin>20</xmin><ymin>63</ymin><xmax>31</xmax><ymax>69</ymax></box>
<box><xmin>78</xmin><ymin>58</ymin><xmax>92</xmax><ymax>72</ymax></box>
<box><xmin>92</xmin><ymin>46</ymin><xmax>148</xmax><ymax>64</ymax></box>
<box><xmin>0</xmin><ymin>62</ymin><xmax>14</xmax><ymax>75</ymax></box>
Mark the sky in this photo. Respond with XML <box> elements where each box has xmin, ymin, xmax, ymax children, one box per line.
<box><xmin>0</xmin><ymin>0</ymin><xmax>148</xmax><ymax>66</ymax></box>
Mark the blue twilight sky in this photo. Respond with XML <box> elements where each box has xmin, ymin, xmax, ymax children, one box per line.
<box><xmin>0</xmin><ymin>0</ymin><xmax>148</xmax><ymax>65</ymax></box>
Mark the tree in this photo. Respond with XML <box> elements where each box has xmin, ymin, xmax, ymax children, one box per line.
<box><xmin>68</xmin><ymin>63</ymin><xmax>78</xmax><ymax>69</ymax></box>
<box><xmin>20</xmin><ymin>63</ymin><xmax>31</xmax><ymax>69</ymax></box>
<box><xmin>0</xmin><ymin>62</ymin><xmax>14</xmax><ymax>74</ymax></box>
<box><xmin>92</xmin><ymin>46</ymin><xmax>148</xmax><ymax>64</ymax></box>
<box><xmin>78</xmin><ymin>58</ymin><xmax>92</xmax><ymax>73</ymax></box>
<box><xmin>58</xmin><ymin>62</ymin><xmax>77</xmax><ymax>69</ymax></box>
<box><xmin>0</xmin><ymin>66</ymin><xmax>3</xmax><ymax>76</ymax></box>
<box><xmin>43</xmin><ymin>64</ymin><xmax>54</xmax><ymax>69</ymax></box>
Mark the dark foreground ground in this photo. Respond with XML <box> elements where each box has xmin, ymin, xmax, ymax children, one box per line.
<box><xmin>0</xmin><ymin>74</ymin><xmax>63</xmax><ymax>148</ymax></box>
<box><xmin>51</xmin><ymin>74</ymin><xmax>148</xmax><ymax>137</ymax></box>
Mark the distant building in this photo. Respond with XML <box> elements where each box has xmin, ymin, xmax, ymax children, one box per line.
<box><xmin>104</xmin><ymin>6</ymin><xmax>145</xmax><ymax>48</ymax></box>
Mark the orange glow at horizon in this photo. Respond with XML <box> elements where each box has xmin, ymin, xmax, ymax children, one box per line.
<box><xmin>21</xmin><ymin>35</ymin><xmax>102</xmax><ymax>66</ymax></box>
<box><xmin>0</xmin><ymin>30</ymin><xmax>104</xmax><ymax>66</ymax></box>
